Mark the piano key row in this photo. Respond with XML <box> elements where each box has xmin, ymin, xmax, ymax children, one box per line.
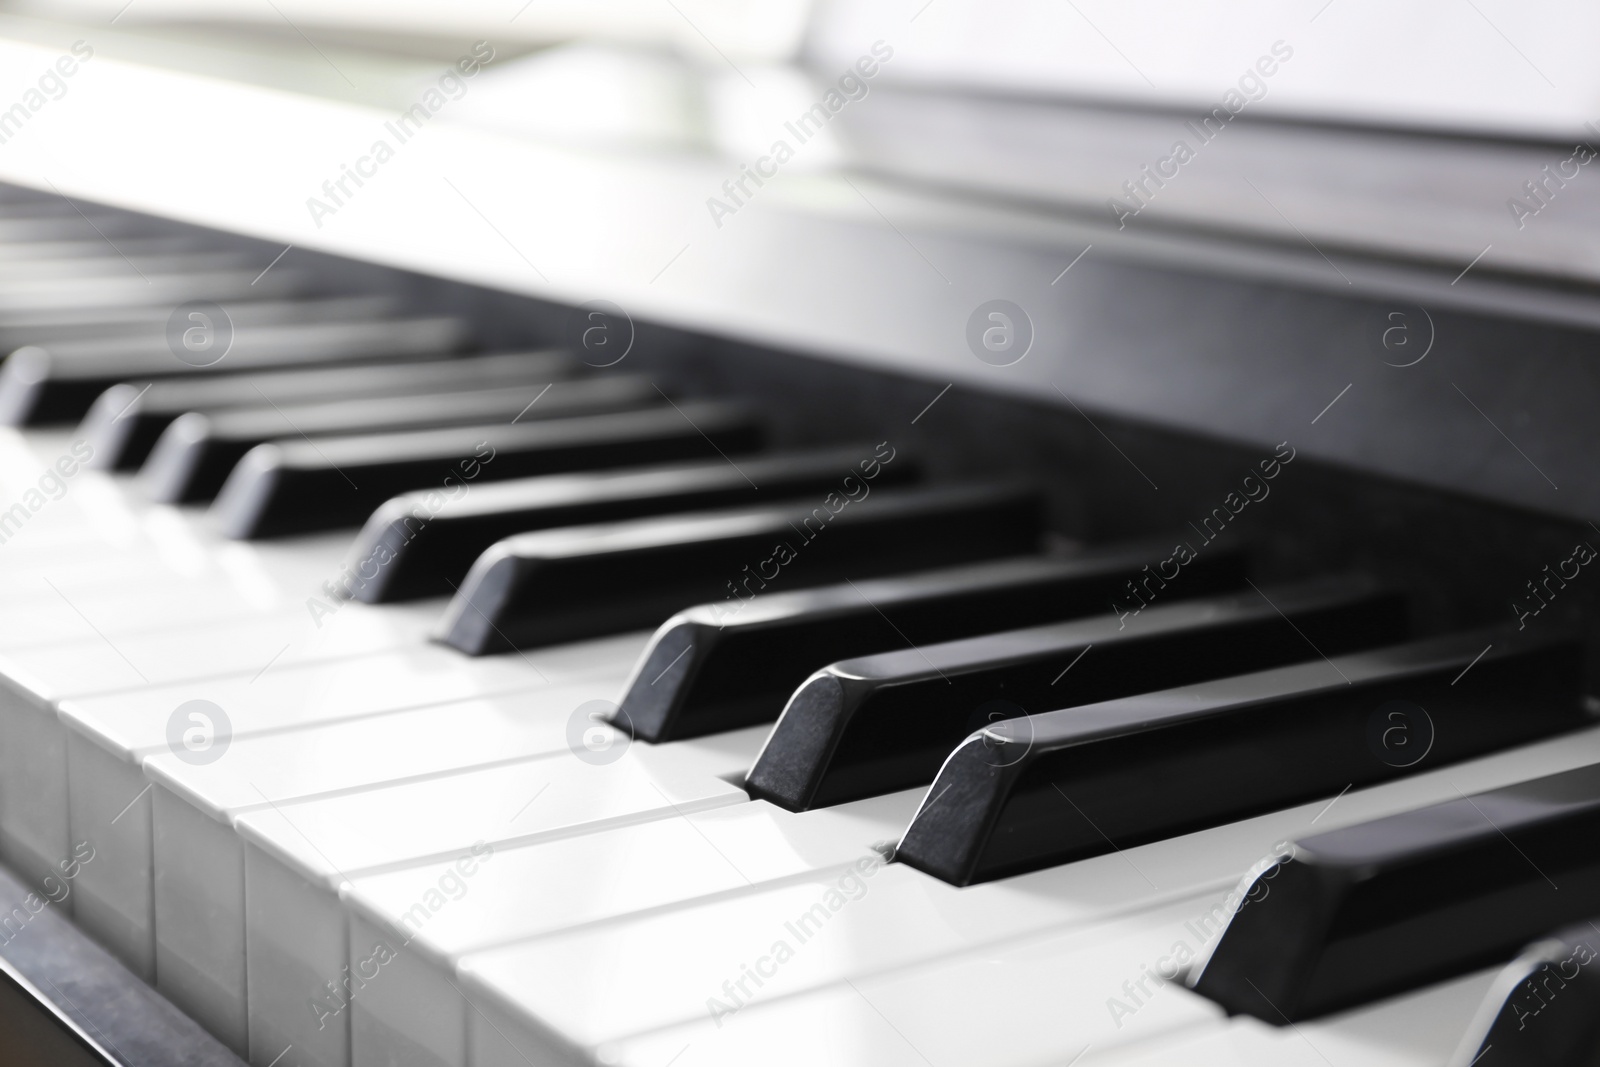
<box><xmin>0</xmin><ymin>190</ymin><xmax>1593</xmax><ymax>1067</ymax></box>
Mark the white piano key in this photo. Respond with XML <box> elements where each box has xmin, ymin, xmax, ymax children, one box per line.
<box><xmin>1083</xmin><ymin>969</ymin><xmax>1498</xmax><ymax>1067</ymax></box>
<box><xmin>452</xmin><ymin>724</ymin><xmax>1600</xmax><ymax>1061</ymax></box>
<box><xmin>0</xmin><ymin>514</ymin><xmax>350</xmax><ymax>598</ymax></box>
<box><xmin>0</xmin><ymin>520</ymin><xmax>347</xmax><ymax>646</ymax></box>
<box><xmin>0</xmin><ymin>602</ymin><xmax>440</xmax><ymax>899</ymax></box>
<box><xmin>57</xmin><ymin>633</ymin><xmax>634</xmax><ymax>990</ymax></box>
<box><xmin>232</xmin><ymin>731</ymin><xmax>759</xmax><ymax>1067</ymax></box>
<box><xmin>0</xmin><ymin>576</ymin><xmax>318</xmax><ymax>650</ymax></box>
<box><xmin>122</xmin><ymin>670</ymin><xmax>634</xmax><ymax>978</ymax></box>
<box><xmin>589</xmin><ymin>897</ymin><xmax>1234</xmax><ymax>1067</ymax></box>
<box><xmin>341</xmin><ymin>791</ymin><xmax>917</xmax><ymax>1067</ymax></box>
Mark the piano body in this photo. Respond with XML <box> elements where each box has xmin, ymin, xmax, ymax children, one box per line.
<box><xmin>0</xmin><ymin>3</ymin><xmax>1599</xmax><ymax>1065</ymax></box>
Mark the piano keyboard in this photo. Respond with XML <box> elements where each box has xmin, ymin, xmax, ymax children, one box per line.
<box><xmin>0</xmin><ymin>180</ymin><xmax>1598</xmax><ymax>1067</ymax></box>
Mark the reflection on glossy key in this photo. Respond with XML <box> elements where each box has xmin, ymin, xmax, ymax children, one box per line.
<box><xmin>347</xmin><ymin>445</ymin><xmax>920</xmax><ymax>604</ymax></box>
<box><xmin>1449</xmin><ymin>920</ymin><xmax>1600</xmax><ymax>1067</ymax></box>
<box><xmin>589</xmin><ymin>900</ymin><xmax>1232</xmax><ymax>1067</ymax></box>
<box><xmin>895</xmin><ymin>629</ymin><xmax>1585</xmax><ymax>886</ymax></box>
<box><xmin>617</xmin><ymin>541</ymin><xmax>1247</xmax><ymax>742</ymax></box>
<box><xmin>437</xmin><ymin>482</ymin><xmax>1043</xmax><ymax>654</ymax></box>
<box><xmin>0</xmin><ymin>313</ymin><xmax>468</xmax><ymax>425</ymax></box>
<box><xmin>140</xmin><ymin>375</ymin><xmax>660</xmax><ymax>504</ymax></box>
<box><xmin>1191</xmin><ymin>761</ymin><xmax>1600</xmax><ymax>1023</ymax></box>
<box><xmin>746</xmin><ymin>576</ymin><xmax>1406</xmax><ymax>811</ymax></box>
<box><xmin>80</xmin><ymin>350</ymin><xmax>572</xmax><ymax>470</ymax></box>
<box><xmin>211</xmin><ymin>401</ymin><xmax>764</xmax><ymax>539</ymax></box>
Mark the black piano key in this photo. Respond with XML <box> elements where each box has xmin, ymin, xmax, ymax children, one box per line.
<box><xmin>0</xmin><ymin>213</ymin><xmax>161</xmax><ymax>245</ymax></box>
<box><xmin>894</xmin><ymin>629</ymin><xmax>1585</xmax><ymax>887</ymax></box>
<box><xmin>345</xmin><ymin>445</ymin><xmax>921</xmax><ymax>604</ymax></box>
<box><xmin>744</xmin><ymin>576</ymin><xmax>1407</xmax><ymax>812</ymax></box>
<box><xmin>1189</xmin><ymin>761</ymin><xmax>1600</xmax><ymax>1024</ymax></box>
<box><xmin>436</xmin><ymin>481</ymin><xmax>1044</xmax><ymax>655</ymax></box>
<box><xmin>0</xmin><ymin>295</ymin><xmax>397</xmax><ymax>351</ymax></box>
<box><xmin>0</xmin><ymin>266</ymin><xmax>300</xmax><ymax>313</ymax></box>
<box><xmin>140</xmin><ymin>376</ymin><xmax>660</xmax><ymax>504</ymax></box>
<box><xmin>0</xmin><ymin>237</ymin><xmax>224</xmax><ymax>271</ymax></box>
<box><xmin>79</xmin><ymin>350</ymin><xmax>573</xmax><ymax>470</ymax></box>
<box><xmin>1453</xmin><ymin>920</ymin><xmax>1600</xmax><ymax>1067</ymax></box>
<box><xmin>618</xmin><ymin>541</ymin><xmax>1250</xmax><ymax>744</ymax></box>
<box><xmin>0</xmin><ymin>314</ymin><xmax>468</xmax><ymax>425</ymax></box>
<box><xmin>6</xmin><ymin>251</ymin><xmax>248</xmax><ymax>280</ymax></box>
<box><xmin>211</xmin><ymin>402</ymin><xmax>765</xmax><ymax>539</ymax></box>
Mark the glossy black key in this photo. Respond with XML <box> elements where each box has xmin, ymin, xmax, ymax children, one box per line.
<box><xmin>345</xmin><ymin>445</ymin><xmax>919</xmax><ymax>604</ymax></box>
<box><xmin>0</xmin><ymin>266</ymin><xmax>300</xmax><ymax>313</ymax></box>
<box><xmin>0</xmin><ymin>314</ymin><xmax>467</xmax><ymax>424</ymax></box>
<box><xmin>744</xmin><ymin>576</ymin><xmax>1406</xmax><ymax>811</ymax></box>
<box><xmin>211</xmin><ymin>402</ymin><xmax>764</xmax><ymax>539</ymax></box>
<box><xmin>436</xmin><ymin>481</ymin><xmax>1043</xmax><ymax>655</ymax></box>
<box><xmin>0</xmin><ymin>235</ymin><xmax>222</xmax><ymax>268</ymax></box>
<box><xmin>618</xmin><ymin>541</ymin><xmax>1249</xmax><ymax>743</ymax></box>
<box><xmin>895</xmin><ymin>629</ymin><xmax>1585</xmax><ymax>886</ymax></box>
<box><xmin>140</xmin><ymin>376</ymin><xmax>659</xmax><ymax>504</ymax></box>
<box><xmin>0</xmin><ymin>212</ymin><xmax>161</xmax><ymax>245</ymax></box>
<box><xmin>0</xmin><ymin>295</ymin><xmax>396</xmax><ymax>352</ymax></box>
<box><xmin>80</xmin><ymin>350</ymin><xmax>572</xmax><ymax>470</ymax></box>
<box><xmin>1190</xmin><ymin>760</ymin><xmax>1600</xmax><ymax>1024</ymax></box>
<box><xmin>1452</xmin><ymin>920</ymin><xmax>1600</xmax><ymax>1067</ymax></box>
<box><xmin>2</xmin><ymin>250</ymin><xmax>248</xmax><ymax>280</ymax></box>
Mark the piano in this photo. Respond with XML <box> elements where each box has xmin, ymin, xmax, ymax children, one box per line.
<box><xmin>4</xmin><ymin>3</ymin><xmax>1600</xmax><ymax>1066</ymax></box>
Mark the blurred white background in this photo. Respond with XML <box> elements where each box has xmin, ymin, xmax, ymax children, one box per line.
<box><xmin>3</xmin><ymin>0</ymin><xmax>1597</xmax><ymax>138</ymax></box>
